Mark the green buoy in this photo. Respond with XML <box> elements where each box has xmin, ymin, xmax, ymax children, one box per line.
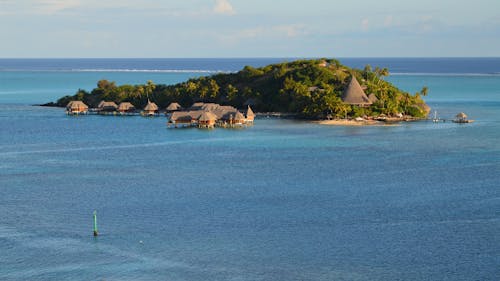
<box><xmin>93</xmin><ymin>210</ymin><xmax>98</xmax><ymax>236</ymax></box>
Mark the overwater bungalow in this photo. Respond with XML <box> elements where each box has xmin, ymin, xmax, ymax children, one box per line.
<box><xmin>167</xmin><ymin>102</ymin><xmax>253</xmax><ymax>129</ymax></box>
<box><xmin>166</xmin><ymin>102</ymin><xmax>182</xmax><ymax>113</ymax></box>
<box><xmin>198</xmin><ymin>111</ymin><xmax>217</xmax><ymax>128</ymax></box>
<box><xmin>453</xmin><ymin>112</ymin><xmax>474</xmax><ymax>123</ymax></box>
<box><xmin>341</xmin><ymin>76</ymin><xmax>372</xmax><ymax>107</ymax></box>
<box><xmin>117</xmin><ymin>102</ymin><xmax>136</xmax><ymax>114</ymax></box>
<box><xmin>232</xmin><ymin>111</ymin><xmax>246</xmax><ymax>126</ymax></box>
<box><xmin>142</xmin><ymin>100</ymin><xmax>159</xmax><ymax>116</ymax></box>
<box><xmin>66</xmin><ymin>101</ymin><xmax>88</xmax><ymax>115</ymax></box>
<box><xmin>169</xmin><ymin>111</ymin><xmax>194</xmax><ymax>127</ymax></box>
<box><xmin>98</xmin><ymin>101</ymin><xmax>118</xmax><ymax>113</ymax></box>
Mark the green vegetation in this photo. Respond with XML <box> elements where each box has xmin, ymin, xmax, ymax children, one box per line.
<box><xmin>53</xmin><ymin>59</ymin><xmax>429</xmax><ymax>119</ymax></box>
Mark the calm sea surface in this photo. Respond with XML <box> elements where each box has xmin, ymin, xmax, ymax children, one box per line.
<box><xmin>0</xmin><ymin>58</ymin><xmax>499</xmax><ymax>280</ymax></box>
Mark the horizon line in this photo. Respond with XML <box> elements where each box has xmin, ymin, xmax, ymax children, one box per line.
<box><xmin>1</xmin><ymin>56</ymin><xmax>500</xmax><ymax>60</ymax></box>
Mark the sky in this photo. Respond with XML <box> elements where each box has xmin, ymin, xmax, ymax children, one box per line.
<box><xmin>0</xmin><ymin>0</ymin><xmax>499</xmax><ymax>58</ymax></box>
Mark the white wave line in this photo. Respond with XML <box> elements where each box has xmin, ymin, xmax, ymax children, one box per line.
<box><xmin>0</xmin><ymin>68</ymin><xmax>233</xmax><ymax>73</ymax></box>
<box><xmin>73</xmin><ymin>69</ymin><xmax>230</xmax><ymax>73</ymax></box>
<box><xmin>0</xmin><ymin>137</ymin><xmax>245</xmax><ymax>156</ymax></box>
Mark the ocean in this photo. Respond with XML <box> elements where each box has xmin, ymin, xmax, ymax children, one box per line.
<box><xmin>0</xmin><ymin>58</ymin><xmax>499</xmax><ymax>280</ymax></box>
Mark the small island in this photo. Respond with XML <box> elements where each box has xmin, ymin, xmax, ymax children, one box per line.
<box><xmin>49</xmin><ymin>58</ymin><xmax>430</xmax><ymax>125</ymax></box>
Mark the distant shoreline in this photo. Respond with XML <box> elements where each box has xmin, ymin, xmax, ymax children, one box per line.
<box><xmin>35</xmin><ymin>104</ymin><xmax>420</xmax><ymax>127</ymax></box>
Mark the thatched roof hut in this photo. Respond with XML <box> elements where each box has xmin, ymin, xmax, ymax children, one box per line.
<box><xmin>66</xmin><ymin>101</ymin><xmax>88</xmax><ymax>114</ymax></box>
<box><xmin>117</xmin><ymin>102</ymin><xmax>135</xmax><ymax>113</ymax></box>
<box><xmin>99</xmin><ymin>101</ymin><xmax>118</xmax><ymax>112</ymax></box>
<box><xmin>341</xmin><ymin>76</ymin><xmax>372</xmax><ymax>107</ymax></box>
<box><xmin>166</xmin><ymin>102</ymin><xmax>182</xmax><ymax>112</ymax></box>
<box><xmin>199</xmin><ymin>111</ymin><xmax>217</xmax><ymax>122</ymax></box>
<box><xmin>198</xmin><ymin>111</ymin><xmax>217</xmax><ymax>128</ymax></box>
<box><xmin>142</xmin><ymin>100</ymin><xmax>159</xmax><ymax>116</ymax></box>
<box><xmin>453</xmin><ymin>112</ymin><xmax>473</xmax><ymax>123</ymax></box>
<box><xmin>456</xmin><ymin>112</ymin><xmax>467</xmax><ymax>120</ymax></box>
<box><xmin>233</xmin><ymin>111</ymin><xmax>245</xmax><ymax>124</ymax></box>
<box><xmin>169</xmin><ymin>111</ymin><xmax>193</xmax><ymax>123</ymax></box>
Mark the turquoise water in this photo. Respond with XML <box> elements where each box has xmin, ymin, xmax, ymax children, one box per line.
<box><xmin>0</xmin><ymin>71</ymin><xmax>199</xmax><ymax>104</ymax></box>
<box><xmin>1</xmin><ymin>59</ymin><xmax>499</xmax><ymax>280</ymax></box>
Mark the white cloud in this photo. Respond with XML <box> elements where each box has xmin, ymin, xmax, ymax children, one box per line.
<box><xmin>243</xmin><ymin>24</ymin><xmax>306</xmax><ymax>39</ymax></box>
<box><xmin>218</xmin><ymin>24</ymin><xmax>307</xmax><ymax>45</ymax></box>
<box><xmin>213</xmin><ymin>0</ymin><xmax>235</xmax><ymax>15</ymax></box>
<box><xmin>274</xmin><ymin>24</ymin><xmax>306</xmax><ymax>37</ymax></box>
<box><xmin>0</xmin><ymin>0</ymin><xmax>81</xmax><ymax>15</ymax></box>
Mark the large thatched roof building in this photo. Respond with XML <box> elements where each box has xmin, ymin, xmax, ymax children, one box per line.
<box><xmin>341</xmin><ymin>76</ymin><xmax>372</xmax><ymax>107</ymax></box>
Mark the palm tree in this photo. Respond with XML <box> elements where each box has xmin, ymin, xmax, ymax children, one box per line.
<box><xmin>134</xmin><ymin>86</ymin><xmax>144</xmax><ymax>99</ymax></box>
<box><xmin>332</xmin><ymin>101</ymin><xmax>350</xmax><ymax>119</ymax></box>
<box><xmin>144</xmin><ymin>80</ymin><xmax>156</xmax><ymax>99</ymax></box>
<box><xmin>380</xmin><ymin>67</ymin><xmax>389</xmax><ymax>77</ymax></box>
<box><xmin>225</xmin><ymin>84</ymin><xmax>238</xmax><ymax>101</ymax></box>
<box><xmin>420</xmin><ymin>86</ymin><xmax>429</xmax><ymax>96</ymax></box>
<box><xmin>363</xmin><ymin>64</ymin><xmax>372</xmax><ymax>80</ymax></box>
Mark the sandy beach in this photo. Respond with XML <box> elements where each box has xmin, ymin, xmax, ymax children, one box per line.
<box><xmin>314</xmin><ymin>119</ymin><xmax>400</xmax><ymax>126</ymax></box>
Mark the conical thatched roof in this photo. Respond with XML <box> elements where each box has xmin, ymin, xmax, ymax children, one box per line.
<box><xmin>97</xmin><ymin>100</ymin><xmax>106</xmax><ymax>108</ymax></box>
<box><xmin>246</xmin><ymin>105</ymin><xmax>255</xmax><ymax>117</ymax></box>
<box><xmin>342</xmin><ymin>76</ymin><xmax>372</xmax><ymax>106</ymax></box>
<box><xmin>456</xmin><ymin>112</ymin><xmax>467</xmax><ymax>119</ymax></box>
<box><xmin>198</xmin><ymin>111</ymin><xmax>217</xmax><ymax>122</ymax></box>
<box><xmin>118</xmin><ymin>102</ymin><xmax>135</xmax><ymax>111</ymax></box>
<box><xmin>144</xmin><ymin>100</ymin><xmax>158</xmax><ymax>111</ymax></box>
<box><xmin>166</xmin><ymin>102</ymin><xmax>182</xmax><ymax>111</ymax></box>
<box><xmin>67</xmin><ymin>101</ymin><xmax>88</xmax><ymax>110</ymax></box>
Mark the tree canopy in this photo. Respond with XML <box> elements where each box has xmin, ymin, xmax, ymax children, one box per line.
<box><xmin>54</xmin><ymin>58</ymin><xmax>429</xmax><ymax>119</ymax></box>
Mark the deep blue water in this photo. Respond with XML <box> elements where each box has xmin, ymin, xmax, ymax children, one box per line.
<box><xmin>0</xmin><ymin>58</ymin><xmax>499</xmax><ymax>280</ymax></box>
